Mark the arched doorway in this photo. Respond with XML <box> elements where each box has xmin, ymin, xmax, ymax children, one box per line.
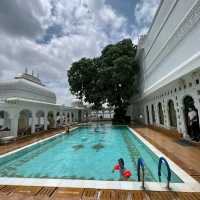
<box><xmin>18</xmin><ymin>109</ymin><xmax>32</xmax><ymax>136</ymax></box>
<box><xmin>183</xmin><ymin>95</ymin><xmax>199</xmax><ymax>138</ymax></box>
<box><xmin>36</xmin><ymin>110</ymin><xmax>45</xmax><ymax>132</ymax></box>
<box><xmin>146</xmin><ymin>106</ymin><xmax>150</xmax><ymax>124</ymax></box>
<box><xmin>78</xmin><ymin>110</ymin><xmax>82</xmax><ymax>122</ymax></box>
<box><xmin>0</xmin><ymin>111</ymin><xmax>11</xmax><ymax>133</ymax></box>
<box><xmin>168</xmin><ymin>100</ymin><xmax>177</xmax><ymax>128</ymax></box>
<box><xmin>151</xmin><ymin>104</ymin><xmax>156</xmax><ymax>124</ymax></box>
<box><xmin>67</xmin><ymin>112</ymin><xmax>70</xmax><ymax>122</ymax></box>
<box><xmin>47</xmin><ymin>111</ymin><xmax>55</xmax><ymax>129</ymax></box>
<box><xmin>56</xmin><ymin>112</ymin><xmax>60</xmax><ymax>127</ymax></box>
<box><xmin>158</xmin><ymin>102</ymin><xmax>164</xmax><ymax>125</ymax></box>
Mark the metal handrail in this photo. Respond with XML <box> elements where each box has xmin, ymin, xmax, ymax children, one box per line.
<box><xmin>137</xmin><ymin>158</ymin><xmax>145</xmax><ymax>189</ymax></box>
<box><xmin>158</xmin><ymin>157</ymin><xmax>171</xmax><ymax>189</ymax></box>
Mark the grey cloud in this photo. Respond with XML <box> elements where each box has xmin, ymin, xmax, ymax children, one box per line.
<box><xmin>0</xmin><ymin>0</ymin><xmax>134</xmax><ymax>105</ymax></box>
<box><xmin>0</xmin><ymin>0</ymin><xmax>48</xmax><ymax>39</ymax></box>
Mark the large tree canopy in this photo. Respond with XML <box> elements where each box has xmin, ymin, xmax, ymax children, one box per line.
<box><xmin>68</xmin><ymin>38</ymin><xmax>139</xmax><ymax>122</ymax></box>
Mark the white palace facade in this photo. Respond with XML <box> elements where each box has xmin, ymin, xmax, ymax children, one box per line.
<box><xmin>128</xmin><ymin>0</ymin><xmax>200</xmax><ymax>139</ymax></box>
<box><xmin>0</xmin><ymin>71</ymin><xmax>88</xmax><ymax>138</ymax></box>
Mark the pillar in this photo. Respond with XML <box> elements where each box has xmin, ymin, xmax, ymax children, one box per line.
<box><xmin>10</xmin><ymin>113</ymin><xmax>19</xmax><ymax>137</ymax></box>
<box><xmin>69</xmin><ymin>112</ymin><xmax>72</xmax><ymax>123</ymax></box>
<box><xmin>53</xmin><ymin>111</ymin><xmax>57</xmax><ymax>128</ymax></box>
<box><xmin>59</xmin><ymin>112</ymin><xmax>63</xmax><ymax>125</ymax></box>
<box><xmin>44</xmin><ymin>112</ymin><xmax>48</xmax><ymax>130</ymax></box>
<box><xmin>31</xmin><ymin>112</ymin><xmax>36</xmax><ymax>133</ymax></box>
<box><xmin>165</xmin><ymin>102</ymin><xmax>170</xmax><ymax>129</ymax></box>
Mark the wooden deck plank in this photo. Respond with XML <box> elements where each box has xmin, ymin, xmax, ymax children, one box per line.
<box><xmin>176</xmin><ymin>192</ymin><xmax>200</xmax><ymax>200</ymax></box>
<box><xmin>0</xmin><ymin>185</ymin><xmax>16</xmax><ymax>195</ymax></box>
<box><xmin>35</xmin><ymin>187</ymin><xmax>57</xmax><ymax>198</ymax></box>
<box><xmin>14</xmin><ymin>186</ymin><xmax>41</xmax><ymax>195</ymax></box>
<box><xmin>131</xmin><ymin>191</ymin><xmax>148</xmax><ymax>200</ymax></box>
<box><xmin>52</xmin><ymin>187</ymin><xmax>84</xmax><ymax>200</ymax></box>
<box><xmin>99</xmin><ymin>190</ymin><xmax>114</xmax><ymax>200</ymax></box>
<box><xmin>114</xmin><ymin>190</ymin><xmax>129</xmax><ymax>200</ymax></box>
<box><xmin>81</xmin><ymin>188</ymin><xmax>99</xmax><ymax>200</ymax></box>
<box><xmin>147</xmin><ymin>191</ymin><xmax>178</xmax><ymax>200</ymax></box>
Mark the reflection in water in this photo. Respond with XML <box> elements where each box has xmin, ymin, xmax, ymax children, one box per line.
<box><xmin>72</xmin><ymin>144</ymin><xmax>84</xmax><ymax>151</ymax></box>
<box><xmin>92</xmin><ymin>143</ymin><xmax>105</xmax><ymax>152</ymax></box>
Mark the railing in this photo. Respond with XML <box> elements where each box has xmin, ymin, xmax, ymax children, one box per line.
<box><xmin>158</xmin><ymin>157</ymin><xmax>171</xmax><ymax>189</ymax></box>
<box><xmin>137</xmin><ymin>158</ymin><xmax>145</xmax><ymax>189</ymax></box>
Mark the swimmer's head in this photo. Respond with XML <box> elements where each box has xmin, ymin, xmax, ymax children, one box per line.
<box><xmin>118</xmin><ymin>158</ymin><xmax>124</xmax><ymax>169</ymax></box>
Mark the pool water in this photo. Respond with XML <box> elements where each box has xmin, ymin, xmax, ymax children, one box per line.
<box><xmin>0</xmin><ymin>125</ymin><xmax>182</xmax><ymax>182</ymax></box>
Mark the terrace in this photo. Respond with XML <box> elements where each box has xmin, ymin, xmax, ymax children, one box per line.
<box><xmin>0</xmin><ymin>125</ymin><xmax>199</xmax><ymax>199</ymax></box>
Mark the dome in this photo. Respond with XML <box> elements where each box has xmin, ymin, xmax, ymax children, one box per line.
<box><xmin>0</xmin><ymin>79</ymin><xmax>56</xmax><ymax>104</ymax></box>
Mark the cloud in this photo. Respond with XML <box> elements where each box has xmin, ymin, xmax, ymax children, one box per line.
<box><xmin>0</xmin><ymin>0</ymin><xmax>52</xmax><ymax>39</ymax></box>
<box><xmin>130</xmin><ymin>0</ymin><xmax>160</xmax><ymax>44</ymax></box>
<box><xmin>135</xmin><ymin>0</ymin><xmax>160</xmax><ymax>27</ymax></box>
<box><xmin>0</xmin><ymin>0</ymin><xmax>131</xmax><ymax>105</ymax></box>
<box><xmin>0</xmin><ymin>0</ymin><xmax>160</xmax><ymax>105</ymax></box>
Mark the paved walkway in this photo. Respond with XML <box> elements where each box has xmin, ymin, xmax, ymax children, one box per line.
<box><xmin>132</xmin><ymin>125</ymin><xmax>200</xmax><ymax>182</ymax></box>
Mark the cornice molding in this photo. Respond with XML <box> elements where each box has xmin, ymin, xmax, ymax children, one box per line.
<box><xmin>144</xmin><ymin>0</ymin><xmax>200</xmax><ymax>77</ymax></box>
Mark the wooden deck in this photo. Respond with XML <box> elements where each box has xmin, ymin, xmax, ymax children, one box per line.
<box><xmin>132</xmin><ymin>125</ymin><xmax>200</xmax><ymax>182</ymax></box>
<box><xmin>0</xmin><ymin>186</ymin><xmax>199</xmax><ymax>200</ymax></box>
<box><xmin>0</xmin><ymin>128</ymin><xmax>65</xmax><ymax>155</ymax></box>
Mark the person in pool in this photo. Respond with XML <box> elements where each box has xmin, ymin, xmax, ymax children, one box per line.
<box><xmin>112</xmin><ymin>158</ymin><xmax>132</xmax><ymax>181</ymax></box>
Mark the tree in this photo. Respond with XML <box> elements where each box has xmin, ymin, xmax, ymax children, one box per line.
<box><xmin>68</xmin><ymin>39</ymin><xmax>139</xmax><ymax>123</ymax></box>
<box><xmin>68</xmin><ymin>57</ymin><xmax>104</xmax><ymax>109</ymax></box>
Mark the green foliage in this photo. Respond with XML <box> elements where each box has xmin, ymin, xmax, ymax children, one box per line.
<box><xmin>68</xmin><ymin>38</ymin><xmax>139</xmax><ymax>122</ymax></box>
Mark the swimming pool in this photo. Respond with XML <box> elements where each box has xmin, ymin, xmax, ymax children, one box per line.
<box><xmin>0</xmin><ymin>124</ymin><xmax>184</xmax><ymax>183</ymax></box>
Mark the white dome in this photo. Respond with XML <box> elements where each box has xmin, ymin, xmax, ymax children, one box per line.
<box><xmin>0</xmin><ymin>79</ymin><xmax>56</xmax><ymax>104</ymax></box>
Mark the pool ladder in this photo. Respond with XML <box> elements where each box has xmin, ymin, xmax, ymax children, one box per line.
<box><xmin>158</xmin><ymin>157</ymin><xmax>171</xmax><ymax>189</ymax></box>
<box><xmin>137</xmin><ymin>157</ymin><xmax>171</xmax><ymax>190</ymax></box>
<box><xmin>137</xmin><ymin>158</ymin><xmax>145</xmax><ymax>189</ymax></box>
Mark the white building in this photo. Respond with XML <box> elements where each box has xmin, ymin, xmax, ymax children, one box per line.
<box><xmin>0</xmin><ymin>71</ymin><xmax>88</xmax><ymax>138</ymax></box>
<box><xmin>129</xmin><ymin>0</ymin><xmax>200</xmax><ymax>139</ymax></box>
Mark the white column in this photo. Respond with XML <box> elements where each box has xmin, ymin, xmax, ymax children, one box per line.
<box><xmin>10</xmin><ymin>113</ymin><xmax>19</xmax><ymax>137</ymax></box>
<box><xmin>165</xmin><ymin>103</ymin><xmax>170</xmax><ymax>129</ymax></box>
<box><xmin>53</xmin><ymin>111</ymin><xmax>57</xmax><ymax>128</ymax></box>
<box><xmin>44</xmin><ymin>112</ymin><xmax>48</xmax><ymax>130</ymax></box>
<box><xmin>31</xmin><ymin>112</ymin><xmax>36</xmax><ymax>133</ymax></box>
<box><xmin>59</xmin><ymin>112</ymin><xmax>63</xmax><ymax>125</ymax></box>
<box><xmin>69</xmin><ymin>112</ymin><xmax>72</xmax><ymax>123</ymax></box>
<box><xmin>155</xmin><ymin>107</ymin><xmax>160</xmax><ymax>126</ymax></box>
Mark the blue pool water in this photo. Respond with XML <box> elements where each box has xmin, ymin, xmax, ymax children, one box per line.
<box><xmin>0</xmin><ymin>125</ymin><xmax>182</xmax><ymax>182</ymax></box>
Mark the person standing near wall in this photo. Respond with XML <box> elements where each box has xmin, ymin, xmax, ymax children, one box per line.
<box><xmin>188</xmin><ymin>107</ymin><xmax>200</xmax><ymax>142</ymax></box>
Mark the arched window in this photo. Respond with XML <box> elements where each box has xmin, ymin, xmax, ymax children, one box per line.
<box><xmin>168</xmin><ymin>100</ymin><xmax>177</xmax><ymax>128</ymax></box>
<box><xmin>151</xmin><ymin>104</ymin><xmax>156</xmax><ymax>123</ymax></box>
<box><xmin>146</xmin><ymin>106</ymin><xmax>150</xmax><ymax>124</ymax></box>
<box><xmin>18</xmin><ymin>109</ymin><xmax>32</xmax><ymax>135</ymax></box>
<box><xmin>158</xmin><ymin>103</ymin><xmax>164</xmax><ymax>125</ymax></box>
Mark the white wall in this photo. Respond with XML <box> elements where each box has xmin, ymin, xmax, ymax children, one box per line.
<box><xmin>141</xmin><ymin>0</ymin><xmax>200</xmax><ymax>96</ymax></box>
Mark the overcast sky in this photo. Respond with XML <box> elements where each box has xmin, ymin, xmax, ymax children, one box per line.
<box><xmin>0</xmin><ymin>0</ymin><xmax>160</xmax><ymax>105</ymax></box>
